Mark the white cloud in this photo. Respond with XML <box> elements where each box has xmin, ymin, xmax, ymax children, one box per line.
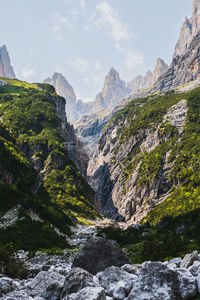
<box><xmin>21</xmin><ymin>65</ymin><xmax>35</xmax><ymax>79</ymax></box>
<box><xmin>90</xmin><ymin>1</ymin><xmax>133</xmax><ymax>42</ymax></box>
<box><xmin>80</xmin><ymin>0</ymin><xmax>85</xmax><ymax>9</ymax></box>
<box><xmin>52</xmin><ymin>11</ymin><xmax>76</xmax><ymax>41</ymax></box>
<box><xmin>71</xmin><ymin>58</ymin><xmax>89</xmax><ymax>73</ymax></box>
<box><xmin>116</xmin><ymin>43</ymin><xmax>144</xmax><ymax>70</ymax></box>
<box><xmin>93</xmin><ymin>61</ymin><xmax>102</xmax><ymax>71</ymax></box>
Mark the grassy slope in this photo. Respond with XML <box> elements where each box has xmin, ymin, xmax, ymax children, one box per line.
<box><xmin>0</xmin><ymin>78</ymin><xmax>98</xmax><ymax>251</ymax></box>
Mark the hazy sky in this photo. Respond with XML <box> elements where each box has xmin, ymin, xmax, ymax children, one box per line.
<box><xmin>0</xmin><ymin>0</ymin><xmax>192</xmax><ymax>101</ymax></box>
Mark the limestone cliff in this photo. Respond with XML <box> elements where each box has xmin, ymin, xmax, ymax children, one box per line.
<box><xmin>87</xmin><ymin>87</ymin><xmax>200</xmax><ymax>224</ymax></box>
<box><xmin>0</xmin><ymin>45</ymin><xmax>15</xmax><ymax>79</ymax></box>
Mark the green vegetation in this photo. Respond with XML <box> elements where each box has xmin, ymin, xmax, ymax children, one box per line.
<box><xmin>0</xmin><ymin>79</ymin><xmax>98</xmax><ymax>252</ymax></box>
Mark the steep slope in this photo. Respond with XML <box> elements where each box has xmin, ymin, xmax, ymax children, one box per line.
<box><xmin>153</xmin><ymin>29</ymin><xmax>200</xmax><ymax>93</ymax></box>
<box><xmin>88</xmin><ymin>87</ymin><xmax>200</xmax><ymax>227</ymax></box>
<box><xmin>0</xmin><ymin>78</ymin><xmax>99</xmax><ymax>251</ymax></box>
<box><xmin>0</xmin><ymin>46</ymin><xmax>15</xmax><ymax>79</ymax></box>
<box><xmin>174</xmin><ymin>0</ymin><xmax>200</xmax><ymax>57</ymax></box>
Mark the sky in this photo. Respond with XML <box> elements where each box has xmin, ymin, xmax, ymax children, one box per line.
<box><xmin>0</xmin><ymin>0</ymin><xmax>192</xmax><ymax>101</ymax></box>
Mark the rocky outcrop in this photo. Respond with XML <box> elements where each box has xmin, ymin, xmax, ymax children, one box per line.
<box><xmin>44</xmin><ymin>73</ymin><xmax>78</xmax><ymax>122</ymax></box>
<box><xmin>95</xmin><ymin>68</ymin><xmax>130</xmax><ymax>112</ymax></box>
<box><xmin>152</xmin><ymin>58</ymin><xmax>169</xmax><ymax>83</ymax></box>
<box><xmin>0</xmin><ymin>45</ymin><xmax>15</xmax><ymax>79</ymax></box>
<box><xmin>174</xmin><ymin>17</ymin><xmax>192</xmax><ymax>57</ymax></box>
<box><xmin>174</xmin><ymin>0</ymin><xmax>200</xmax><ymax>57</ymax></box>
<box><xmin>153</xmin><ymin>29</ymin><xmax>200</xmax><ymax>93</ymax></box>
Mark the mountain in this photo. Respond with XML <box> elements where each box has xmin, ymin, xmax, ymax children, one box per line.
<box><xmin>127</xmin><ymin>59</ymin><xmax>168</xmax><ymax>94</ymax></box>
<box><xmin>0</xmin><ymin>79</ymin><xmax>99</xmax><ymax>251</ymax></box>
<box><xmin>174</xmin><ymin>0</ymin><xmax>200</xmax><ymax>57</ymax></box>
<box><xmin>88</xmin><ymin>85</ymin><xmax>200</xmax><ymax>225</ymax></box>
<box><xmin>44</xmin><ymin>72</ymin><xmax>78</xmax><ymax>122</ymax></box>
<box><xmin>153</xmin><ymin>29</ymin><xmax>200</xmax><ymax>93</ymax></box>
<box><xmin>0</xmin><ymin>45</ymin><xmax>15</xmax><ymax>79</ymax></box>
<box><xmin>95</xmin><ymin>68</ymin><xmax>130</xmax><ymax>112</ymax></box>
<box><xmin>44</xmin><ymin>72</ymin><xmax>94</xmax><ymax>122</ymax></box>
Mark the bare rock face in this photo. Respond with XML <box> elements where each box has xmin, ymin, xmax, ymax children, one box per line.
<box><xmin>95</xmin><ymin>68</ymin><xmax>130</xmax><ymax>112</ymax></box>
<box><xmin>174</xmin><ymin>17</ymin><xmax>192</xmax><ymax>57</ymax></box>
<box><xmin>174</xmin><ymin>0</ymin><xmax>200</xmax><ymax>57</ymax></box>
<box><xmin>192</xmin><ymin>0</ymin><xmax>200</xmax><ymax>35</ymax></box>
<box><xmin>126</xmin><ymin>59</ymin><xmax>168</xmax><ymax>95</ymax></box>
<box><xmin>44</xmin><ymin>73</ymin><xmax>78</xmax><ymax>122</ymax></box>
<box><xmin>152</xmin><ymin>58</ymin><xmax>169</xmax><ymax>83</ymax></box>
<box><xmin>0</xmin><ymin>45</ymin><xmax>15</xmax><ymax>79</ymax></box>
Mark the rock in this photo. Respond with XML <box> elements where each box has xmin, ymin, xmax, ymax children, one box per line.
<box><xmin>72</xmin><ymin>237</ymin><xmax>130</xmax><ymax>274</ymax></box>
<box><xmin>97</xmin><ymin>266</ymin><xmax>137</xmax><ymax>299</ymax></box>
<box><xmin>196</xmin><ymin>274</ymin><xmax>200</xmax><ymax>293</ymax></box>
<box><xmin>27</xmin><ymin>270</ymin><xmax>65</xmax><ymax>299</ymax></box>
<box><xmin>180</xmin><ymin>251</ymin><xmax>198</xmax><ymax>269</ymax></box>
<box><xmin>0</xmin><ymin>45</ymin><xmax>15</xmax><ymax>79</ymax></box>
<box><xmin>62</xmin><ymin>287</ymin><xmax>106</xmax><ymax>300</ymax></box>
<box><xmin>152</xmin><ymin>58</ymin><xmax>168</xmax><ymax>83</ymax></box>
<box><xmin>168</xmin><ymin>257</ymin><xmax>182</xmax><ymax>267</ymax></box>
<box><xmin>0</xmin><ymin>277</ymin><xmax>17</xmax><ymax>295</ymax></box>
<box><xmin>95</xmin><ymin>68</ymin><xmax>130</xmax><ymax>112</ymax></box>
<box><xmin>60</xmin><ymin>268</ymin><xmax>97</xmax><ymax>298</ymax></box>
<box><xmin>121</xmin><ymin>264</ymin><xmax>141</xmax><ymax>276</ymax></box>
<box><xmin>188</xmin><ymin>260</ymin><xmax>200</xmax><ymax>277</ymax></box>
<box><xmin>125</xmin><ymin>262</ymin><xmax>197</xmax><ymax>300</ymax></box>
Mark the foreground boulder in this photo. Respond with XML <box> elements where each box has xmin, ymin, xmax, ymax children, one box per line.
<box><xmin>60</xmin><ymin>268</ymin><xmax>97</xmax><ymax>298</ymax></box>
<box><xmin>27</xmin><ymin>270</ymin><xmax>65</xmax><ymax>299</ymax></box>
<box><xmin>125</xmin><ymin>262</ymin><xmax>197</xmax><ymax>300</ymax></box>
<box><xmin>72</xmin><ymin>237</ymin><xmax>130</xmax><ymax>274</ymax></box>
<box><xmin>97</xmin><ymin>266</ymin><xmax>137</xmax><ymax>299</ymax></box>
<box><xmin>62</xmin><ymin>287</ymin><xmax>106</xmax><ymax>300</ymax></box>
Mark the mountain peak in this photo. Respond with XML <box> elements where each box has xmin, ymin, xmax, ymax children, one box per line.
<box><xmin>153</xmin><ymin>58</ymin><xmax>168</xmax><ymax>83</ymax></box>
<box><xmin>44</xmin><ymin>72</ymin><xmax>77</xmax><ymax>122</ymax></box>
<box><xmin>0</xmin><ymin>45</ymin><xmax>15</xmax><ymax>79</ymax></box>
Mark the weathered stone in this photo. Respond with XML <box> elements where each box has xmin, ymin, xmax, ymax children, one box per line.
<box><xmin>0</xmin><ymin>277</ymin><xmax>17</xmax><ymax>295</ymax></box>
<box><xmin>72</xmin><ymin>237</ymin><xmax>130</xmax><ymax>274</ymax></box>
<box><xmin>188</xmin><ymin>260</ymin><xmax>200</xmax><ymax>277</ymax></box>
<box><xmin>27</xmin><ymin>271</ymin><xmax>65</xmax><ymax>299</ymax></box>
<box><xmin>125</xmin><ymin>262</ymin><xmax>197</xmax><ymax>300</ymax></box>
<box><xmin>60</xmin><ymin>268</ymin><xmax>97</xmax><ymax>298</ymax></box>
<box><xmin>180</xmin><ymin>251</ymin><xmax>198</xmax><ymax>269</ymax></box>
<box><xmin>168</xmin><ymin>257</ymin><xmax>182</xmax><ymax>267</ymax></box>
<box><xmin>97</xmin><ymin>266</ymin><xmax>137</xmax><ymax>299</ymax></box>
<box><xmin>121</xmin><ymin>264</ymin><xmax>141</xmax><ymax>276</ymax></box>
<box><xmin>62</xmin><ymin>287</ymin><xmax>106</xmax><ymax>300</ymax></box>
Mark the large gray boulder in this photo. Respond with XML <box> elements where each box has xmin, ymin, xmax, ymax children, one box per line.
<box><xmin>62</xmin><ymin>287</ymin><xmax>106</xmax><ymax>300</ymax></box>
<box><xmin>125</xmin><ymin>262</ymin><xmax>197</xmax><ymax>300</ymax></box>
<box><xmin>60</xmin><ymin>268</ymin><xmax>97</xmax><ymax>299</ymax></box>
<box><xmin>72</xmin><ymin>237</ymin><xmax>130</xmax><ymax>274</ymax></box>
<box><xmin>97</xmin><ymin>266</ymin><xmax>137</xmax><ymax>299</ymax></box>
<box><xmin>27</xmin><ymin>270</ymin><xmax>65</xmax><ymax>299</ymax></box>
<box><xmin>180</xmin><ymin>251</ymin><xmax>198</xmax><ymax>269</ymax></box>
<box><xmin>0</xmin><ymin>277</ymin><xmax>18</xmax><ymax>296</ymax></box>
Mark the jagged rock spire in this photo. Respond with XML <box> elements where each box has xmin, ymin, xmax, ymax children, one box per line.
<box><xmin>0</xmin><ymin>45</ymin><xmax>15</xmax><ymax>79</ymax></box>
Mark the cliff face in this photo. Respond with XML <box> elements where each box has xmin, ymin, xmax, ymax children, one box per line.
<box><xmin>174</xmin><ymin>0</ymin><xmax>200</xmax><ymax>57</ymax></box>
<box><xmin>44</xmin><ymin>73</ymin><xmax>78</xmax><ymax>122</ymax></box>
<box><xmin>0</xmin><ymin>45</ymin><xmax>15</xmax><ymax>79</ymax></box>
<box><xmin>153</xmin><ymin>30</ymin><xmax>200</xmax><ymax>93</ymax></box>
<box><xmin>88</xmin><ymin>86</ymin><xmax>200</xmax><ymax>225</ymax></box>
